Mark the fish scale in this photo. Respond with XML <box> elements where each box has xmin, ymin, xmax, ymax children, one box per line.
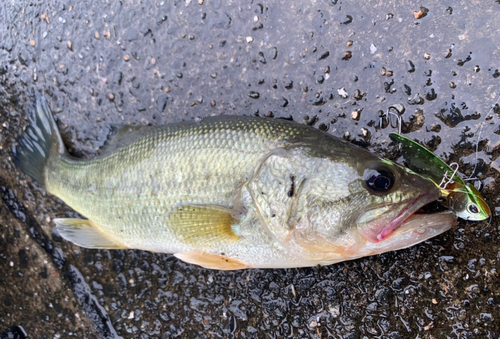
<box><xmin>46</xmin><ymin>119</ymin><xmax>288</xmax><ymax>252</ymax></box>
<box><xmin>12</xmin><ymin>94</ymin><xmax>457</xmax><ymax>269</ymax></box>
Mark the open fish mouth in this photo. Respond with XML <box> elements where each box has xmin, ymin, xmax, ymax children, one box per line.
<box><xmin>362</xmin><ymin>209</ymin><xmax>458</xmax><ymax>256</ymax></box>
<box><xmin>377</xmin><ymin>191</ymin><xmax>441</xmax><ymax>241</ymax></box>
<box><xmin>358</xmin><ymin>189</ymin><xmax>457</xmax><ymax>244</ymax></box>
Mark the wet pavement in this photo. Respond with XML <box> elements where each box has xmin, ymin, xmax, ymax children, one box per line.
<box><xmin>1</xmin><ymin>0</ymin><xmax>500</xmax><ymax>338</ymax></box>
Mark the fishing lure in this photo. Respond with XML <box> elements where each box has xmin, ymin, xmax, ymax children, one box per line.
<box><xmin>389</xmin><ymin>132</ymin><xmax>490</xmax><ymax>221</ymax></box>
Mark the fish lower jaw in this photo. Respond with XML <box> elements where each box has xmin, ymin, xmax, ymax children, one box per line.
<box><xmin>366</xmin><ymin>210</ymin><xmax>457</xmax><ymax>255</ymax></box>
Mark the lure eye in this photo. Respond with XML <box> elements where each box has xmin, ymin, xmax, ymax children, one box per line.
<box><xmin>365</xmin><ymin>169</ymin><xmax>395</xmax><ymax>192</ymax></box>
<box><xmin>467</xmin><ymin>203</ymin><xmax>479</xmax><ymax>214</ymax></box>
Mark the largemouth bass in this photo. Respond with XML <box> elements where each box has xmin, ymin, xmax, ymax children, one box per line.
<box><xmin>12</xmin><ymin>94</ymin><xmax>457</xmax><ymax>270</ymax></box>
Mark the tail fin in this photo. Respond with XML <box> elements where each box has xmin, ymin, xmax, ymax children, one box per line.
<box><xmin>12</xmin><ymin>93</ymin><xmax>65</xmax><ymax>187</ymax></box>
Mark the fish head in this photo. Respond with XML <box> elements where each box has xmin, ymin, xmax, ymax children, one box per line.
<box><xmin>294</xmin><ymin>157</ymin><xmax>457</xmax><ymax>262</ymax></box>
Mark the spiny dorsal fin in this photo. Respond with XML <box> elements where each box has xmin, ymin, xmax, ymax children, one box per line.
<box><xmin>169</xmin><ymin>205</ymin><xmax>240</xmax><ymax>248</ymax></box>
<box><xmin>174</xmin><ymin>251</ymin><xmax>250</xmax><ymax>270</ymax></box>
<box><xmin>54</xmin><ymin>218</ymin><xmax>127</xmax><ymax>249</ymax></box>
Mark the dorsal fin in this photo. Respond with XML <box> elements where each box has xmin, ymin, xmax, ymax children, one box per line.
<box><xmin>98</xmin><ymin>124</ymin><xmax>155</xmax><ymax>156</ymax></box>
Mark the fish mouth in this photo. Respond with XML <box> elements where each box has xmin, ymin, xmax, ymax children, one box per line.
<box><xmin>376</xmin><ymin>191</ymin><xmax>440</xmax><ymax>241</ymax></box>
<box><xmin>358</xmin><ymin>189</ymin><xmax>455</xmax><ymax>243</ymax></box>
<box><xmin>363</xmin><ymin>210</ymin><xmax>457</xmax><ymax>256</ymax></box>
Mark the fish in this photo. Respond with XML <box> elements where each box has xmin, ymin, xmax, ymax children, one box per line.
<box><xmin>12</xmin><ymin>93</ymin><xmax>457</xmax><ymax>270</ymax></box>
<box><xmin>389</xmin><ymin>133</ymin><xmax>491</xmax><ymax>221</ymax></box>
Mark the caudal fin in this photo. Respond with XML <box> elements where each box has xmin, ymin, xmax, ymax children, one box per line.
<box><xmin>12</xmin><ymin>93</ymin><xmax>65</xmax><ymax>187</ymax></box>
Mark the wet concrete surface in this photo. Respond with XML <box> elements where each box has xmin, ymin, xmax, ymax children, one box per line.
<box><xmin>1</xmin><ymin>0</ymin><xmax>500</xmax><ymax>338</ymax></box>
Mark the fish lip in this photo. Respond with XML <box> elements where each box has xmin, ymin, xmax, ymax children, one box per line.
<box><xmin>376</xmin><ymin>190</ymin><xmax>440</xmax><ymax>241</ymax></box>
<box><xmin>401</xmin><ymin>211</ymin><xmax>458</xmax><ymax>235</ymax></box>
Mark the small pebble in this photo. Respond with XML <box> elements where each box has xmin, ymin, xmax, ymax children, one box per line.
<box><xmin>248</xmin><ymin>91</ymin><xmax>260</xmax><ymax>99</ymax></box>
<box><xmin>94</xmin><ymin>31</ymin><xmax>100</xmax><ymax>40</ymax></box>
<box><xmin>198</xmin><ymin>0</ymin><xmax>204</xmax><ymax>4</ymax></box>
<box><xmin>342</xmin><ymin>51</ymin><xmax>352</xmax><ymax>60</ymax></box>
<box><xmin>210</xmin><ymin>100</ymin><xmax>216</xmax><ymax>107</ymax></box>
<box><xmin>424</xmin><ymin>322</ymin><xmax>434</xmax><ymax>331</ymax></box>
<box><xmin>165</xmin><ymin>87</ymin><xmax>170</xmax><ymax>93</ymax></box>
<box><xmin>246</xmin><ymin>36</ymin><xmax>254</xmax><ymax>43</ymax></box>
<box><xmin>67</xmin><ymin>41</ymin><xmax>72</xmax><ymax>51</ymax></box>
<box><xmin>30</xmin><ymin>39</ymin><xmax>36</xmax><ymax>46</ymax></box>
<box><xmin>346</xmin><ymin>40</ymin><xmax>353</xmax><ymax>47</ymax></box>
<box><xmin>414</xmin><ymin>6</ymin><xmax>429</xmax><ymax>19</ymax></box>
<box><xmin>424</xmin><ymin>53</ymin><xmax>430</xmax><ymax>60</ymax></box>
<box><xmin>351</xmin><ymin>110</ymin><xmax>360</xmax><ymax>120</ymax></box>
<box><xmin>337</xmin><ymin>88</ymin><xmax>348</xmax><ymax>98</ymax></box>
<box><xmin>124</xmin><ymin>54</ymin><xmax>130</xmax><ymax>61</ymax></box>
<box><xmin>108</xmin><ymin>93</ymin><xmax>114</xmax><ymax>101</ymax></box>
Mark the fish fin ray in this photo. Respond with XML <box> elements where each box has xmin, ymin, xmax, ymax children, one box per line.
<box><xmin>54</xmin><ymin>218</ymin><xmax>127</xmax><ymax>249</ymax></box>
<box><xmin>12</xmin><ymin>93</ymin><xmax>66</xmax><ymax>186</ymax></box>
<box><xmin>170</xmin><ymin>205</ymin><xmax>240</xmax><ymax>247</ymax></box>
<box><xmin>98</xmin><ymin>124</ymin><xmax>154</xmax><ymax>156</ymax></box>
<box><xmin>174</xmin><ymin>251</ymin><xmax>250</xmax><ymax>270</ymax></box>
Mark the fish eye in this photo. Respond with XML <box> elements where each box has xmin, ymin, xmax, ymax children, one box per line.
<box><xmin>467</xmin><ymin>203</ymin><xmax>479</xmax><ymax>214</ymax></box>
<box><xmin>365</xmin><ymin>169</ymin><xmax>395</xmax><ymax>192</ymax></box>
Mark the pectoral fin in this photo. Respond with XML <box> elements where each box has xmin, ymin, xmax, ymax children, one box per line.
<box><xmin>174</xmin><ymin>251</ymin><xmax>250</xmax><ymax>270</ymax></box>
<box><xmin>170</xmin><ymin>205</ymin><xmax>240</xmax><ymax>247</ymax></box>
<box><xmin>54</xmin><ymin>218</ymin><xmax>127</xmax><ymax>249</ymax></box>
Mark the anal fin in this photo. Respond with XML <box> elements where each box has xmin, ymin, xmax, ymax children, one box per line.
<box><xmin>174</xmin><ymin>251</ymin><xmax>250</xmax><ymax>270</ymax></box>
<box><xmin>54</xmin><ymin>218</ymin><xmax>127</xmax><ymax>249</ymax></box>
